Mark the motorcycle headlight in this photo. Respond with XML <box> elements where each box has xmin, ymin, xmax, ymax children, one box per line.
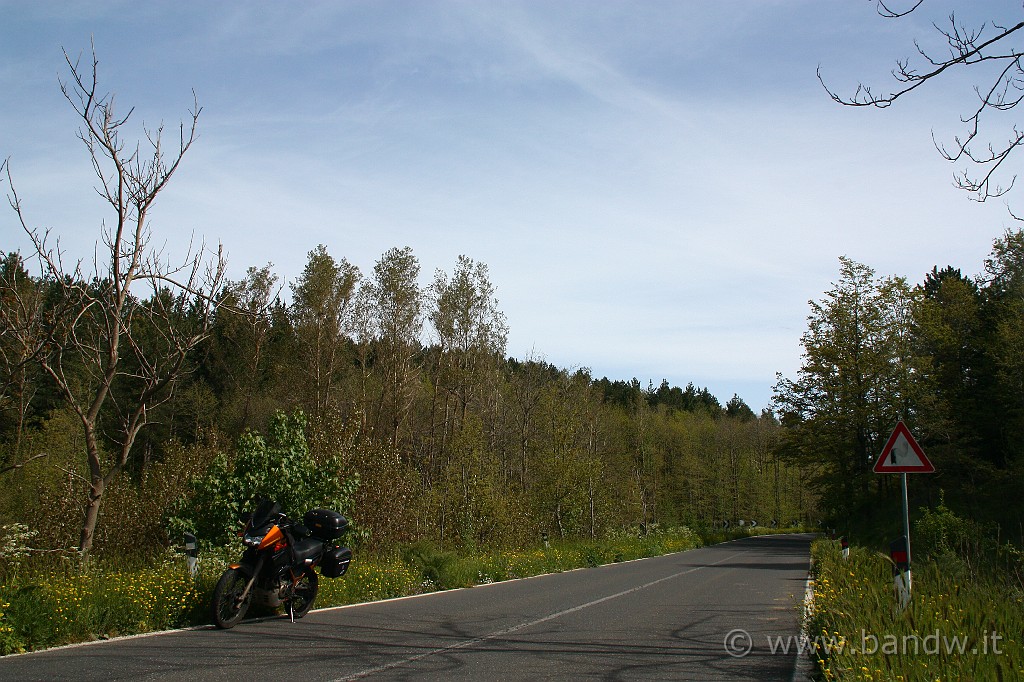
<box><xmin>242</xmin><ymin>532</ymin><xmax>265</xmax><ymax>548</ymax></box>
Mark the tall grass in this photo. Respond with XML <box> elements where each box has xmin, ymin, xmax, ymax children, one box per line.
<box><xmin>809</xmin><ymin>539</ymin><xmax>1024</xmax><ymax>680</ymax></box>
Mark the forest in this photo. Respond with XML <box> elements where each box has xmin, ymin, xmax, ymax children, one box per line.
<box><xmin>0</xmin><ymin>242</ymin><xmax>812</xmax><ymax>561</ymax></box>
<box><xmin>10</xmin><ymin>227</ymin><xmax>1022</xmax><ymax>565</ymax></box>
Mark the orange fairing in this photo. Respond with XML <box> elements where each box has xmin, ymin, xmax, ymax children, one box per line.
<box><xmin>258</xmin><ymin>524</ymin><xmax>284</xmax><ymax>550</ymax></box>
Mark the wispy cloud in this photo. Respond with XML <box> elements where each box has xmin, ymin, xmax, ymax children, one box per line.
<box><xmin>2</xmin><ymin>0</ymin><xmax>1015</xmax><ymax>410</ymax></box>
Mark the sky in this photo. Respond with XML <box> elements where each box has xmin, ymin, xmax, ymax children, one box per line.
<box><xmin>2</xmin><ymin>1</ymin><xmax>1021</xmax><ymax>411</ymax></box>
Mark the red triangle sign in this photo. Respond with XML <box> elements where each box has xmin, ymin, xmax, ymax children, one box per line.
<box><xmin>874</xmin><ymin>421</ymin><xmax>935</xmax><ymax>473</ymax></box>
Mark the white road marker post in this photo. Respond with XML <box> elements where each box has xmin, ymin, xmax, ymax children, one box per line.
<box><xmin>184</xmin><ymin>532</ymin><xmax>198</xmax><ymax>578</ymax></box>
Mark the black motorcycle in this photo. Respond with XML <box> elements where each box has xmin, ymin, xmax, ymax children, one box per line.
<box><xmin>211</xmin><ymin>499</ymin><xmax>352</xmax><ymax>629</ymax></box>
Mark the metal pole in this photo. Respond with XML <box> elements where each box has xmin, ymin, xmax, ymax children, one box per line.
<box><xmin>901</xmin><ymin>472</ymin><xmax>912</xmax><ymax>596</ymax></box>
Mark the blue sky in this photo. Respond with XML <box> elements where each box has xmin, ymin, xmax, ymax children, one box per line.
<box><xmin>1</xmin><ymin>1</ymin><xmax>1018</xmax><ymax>410</ymax></box>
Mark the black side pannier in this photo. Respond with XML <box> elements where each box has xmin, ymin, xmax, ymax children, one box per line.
<box><xmin>320</xmin><ymin>546</ymin><xmax>352</xmax><ymax>578</ymax></box>
<box><xmin>303</xmin><ymin>509</ymin><xmax>350</xmax><ymax>540</ymax></box>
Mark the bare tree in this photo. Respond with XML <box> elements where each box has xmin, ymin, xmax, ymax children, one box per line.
<box><xmin>819</xmin><ymin>2</ymin><xmax>1024</xmax><ymax>203</ymax></box>
<box><xmin>2</xmin><ymin>45</ymin><xmax>226</xmax><ymax>556</ymax></box>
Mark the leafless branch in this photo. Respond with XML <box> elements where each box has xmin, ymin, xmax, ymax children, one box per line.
<box><xmin>0</xmin><ymin>452</ymin><xmax>48</xmax><ymax>476</ymax></box>
<box><xmin>819</xmin><ymin>18</ymin><xmax>1024</xmax><ymax>109</ymax></box>
<box><xmin>53</xmin><ymin>463</ymin><xmax>89</xmax><ymax>484</ymax></box>
<box><xmin>820</xmin><ymin>5</ymin><xmax>1024</xmax><ymax>203</ymax></box>
<box><xmin>877</xmin><ymin>0</ymin><xmax>924</xmax><ymax>19</ymax></box>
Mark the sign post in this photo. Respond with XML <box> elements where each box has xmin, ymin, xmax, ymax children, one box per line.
<box><xmin>873</xmin><ymin>421</ymin><xmax>934</xmax><ymax>604</ymax></box>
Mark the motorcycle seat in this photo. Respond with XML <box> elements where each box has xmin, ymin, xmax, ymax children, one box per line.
<box><xmin>292</xmin><ymin>537</ymin><xmax>323</xmax><ymax>563</ymax></box>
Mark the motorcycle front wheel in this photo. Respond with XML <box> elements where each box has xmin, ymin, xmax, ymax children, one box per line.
<box><xmin>211</xmin><ymin>567</ymin><xmax>253</xmax><ymax>629</ymax></box>
<box><xmin>287</xmin><ymin>566</ymin><xmax>319</xmax><ymax>619</ymax></box>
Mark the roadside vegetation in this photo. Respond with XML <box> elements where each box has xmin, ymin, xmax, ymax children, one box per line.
<box><xmin>771</xmin><ymin>225</ymin><xmax>1024</xmax><ymax>678</ymax></box>
<box><xmin>808</xmin><ymin>503</ymin><xmax>1024</xmax><ymax>681</ymax></box>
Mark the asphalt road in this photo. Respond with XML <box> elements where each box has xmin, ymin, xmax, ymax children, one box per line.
<box><xmin>0</xmin><ymin>534</ymin><xmax>814</xmax><ymax>681</ymax></box>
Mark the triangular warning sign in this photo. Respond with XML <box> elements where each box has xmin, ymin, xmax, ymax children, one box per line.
<box><xmin>874</xmin><ymin>421</ymin><xmax>935</xmax><ymax>473</ymax></box>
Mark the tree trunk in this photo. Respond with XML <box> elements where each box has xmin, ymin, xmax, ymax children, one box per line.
<box><xmin>79</xmin><ymin>479</ymin><xmax>104</xmax><ymax>555</ymax></box>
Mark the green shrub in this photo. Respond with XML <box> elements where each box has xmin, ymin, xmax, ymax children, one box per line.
<box><xmin>0</xmin><ymin>597</ymin><xmax>22</xmax><ymax>656</ymax></box>
<box><xmin>0</xmin><ymin>551</ymin><xmax>201</xmax><ymax>653</ymax></box>
<box><xmin>315</xmin><ymin>557</ymin><xmax>420</xmax><ymax>605</ymax></box>
<box><xmin>166</xmin><ymin>411</ymin><xmax>359</xmax><ymax>548</ymax></box>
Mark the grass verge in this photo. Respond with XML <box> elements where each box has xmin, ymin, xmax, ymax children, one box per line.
<box><xmin>808</xmin><ymin>538</ymin><xmax>1024</xmax><ymax>680</ymax></box>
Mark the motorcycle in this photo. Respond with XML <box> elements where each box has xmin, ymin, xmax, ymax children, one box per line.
<box><xmin>211</xmin><ymin>499</ymin><xmax>353</xmax><ymax>629</ymax></box>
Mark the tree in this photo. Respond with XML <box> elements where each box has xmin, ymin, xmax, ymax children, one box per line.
<box><xmin>532</xmin><ymin>369</ymin><xmax>598</xmax><ymax>537</ymax></box>
<box><xmin>912</xmin><ymin>266</ymin><xmax>985</xmax><ymax>450</ymax></box>
<box><xmin>773</xmin><ymin>257</ymin><xmax>916</xmax><ymax>523</ymax></box>
<box><xmin>426</xmin><ymin>255</ymin><xmax>508</xmax><ymax>477</ymax></box>
<box><xmin>290</xmin><ymin>246</ymin><xmax>360</xmax><ymax>420</ymax></box>
<box><xmin>725</xmin><ymin>394</ymin><xmax>756</xmax><ymax>422</ymax></box>
<box><xmin>364</xmin><ymin>247</ymin><xmax>422</xmax><ymax>448</ymax></box>
<box><xmin>820</xmin><ymin>2</ymin><xmax>1024</xmax><ymax>202</ymax></box>
<box><xmin>2</xmin><ymin>46</ymin><xmax>226</xmax><ymax>555</ymax></box>
<box><xmin>203</xmin><ymin>264</ymin><xmax>281</xmax><ymax>433</ymax></box>
<box><xmin>0</xmin><ymin>252</ymin><xmax>47</xmax><ymax>469</ymax></box>
<box><xmin>505</xmin><ymin>356</ymin><xmax>553</xmax><ymax>490</ymax></box>
<box><xmin>428</xmin><ymin>255</ymin><xmax>508</xmax><ymax>419</ymax></box>
<box><xmin>979</xmin><ymin>229</ymin><xmax>1024</xmax><ymax>464</ymax></box>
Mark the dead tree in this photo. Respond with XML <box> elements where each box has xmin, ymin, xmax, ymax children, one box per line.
<box><xmin>3</xmin><ymin>44</ymin><xmax>227</xmax><ymax>556</ymax></box>
<box><xmin>819</xmin><ymin>2</ymin><xmax>1024</xmax><ymax>203</ymax></box>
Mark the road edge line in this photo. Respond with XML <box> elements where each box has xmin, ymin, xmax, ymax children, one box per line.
<box><xmin>791</xmin><ymin>554</ymin><xmax>816</xmax><ymax>682</ymax></box>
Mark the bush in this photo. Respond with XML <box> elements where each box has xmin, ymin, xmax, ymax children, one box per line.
<box><xmin>0</xmin><ymin>598</ymin><xmax>24</xmax><ymax>655</ymax></box>
<box><xmin>916</xmin><ymin>495</ymin><xmax>993</xmax><ymax>557</ymax></box>
<box><xmin>166</xmin><ymin>411</ymin><xmax>359</xmax><ymax>548</ymax></box>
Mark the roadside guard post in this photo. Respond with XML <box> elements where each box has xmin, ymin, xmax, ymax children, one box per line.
<box><xmin>873</xmin><ymin>421</ymin><xmax>935</xmax><ymax>605</ymax></box>
<box><xmin>890</xmin><ymin>537</ymin><xmax>911</xmax><ymax>608</ymax></box>
<box><xmin>840</xmin><ymin>536</ymin><xmax>849</xmax><ymax>561</ymax></box>
<box><xmin>184</xmin><ymin>532</ymin><xmax>198</xmax><ymax>578</ymax></box>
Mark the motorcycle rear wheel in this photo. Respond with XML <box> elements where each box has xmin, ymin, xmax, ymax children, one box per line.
<box><xmin>212</xmin><ymin>567</ymin><xmax>252</xmax><ymax>629</ymax></box>
<box><xmin>287</xmin><ymin>567</ymin><xmax>319</xmax><ymax>619</ymax></box>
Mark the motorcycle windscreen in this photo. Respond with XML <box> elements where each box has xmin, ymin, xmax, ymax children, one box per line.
<box><xmin>250</xmin><ymin>499</ymin><xmax>282</xmax><ymax>528</ymax></box>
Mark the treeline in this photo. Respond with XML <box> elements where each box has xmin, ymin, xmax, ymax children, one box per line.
<box><xmin>0</xmin><ymin>244</ymin><xmax>814</xmax><ymax>559</ymax></box>
<box><xmin>773</xmin><ymin>229</ymin><xmax>1024</xmax><ymax>541</ymax></box>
